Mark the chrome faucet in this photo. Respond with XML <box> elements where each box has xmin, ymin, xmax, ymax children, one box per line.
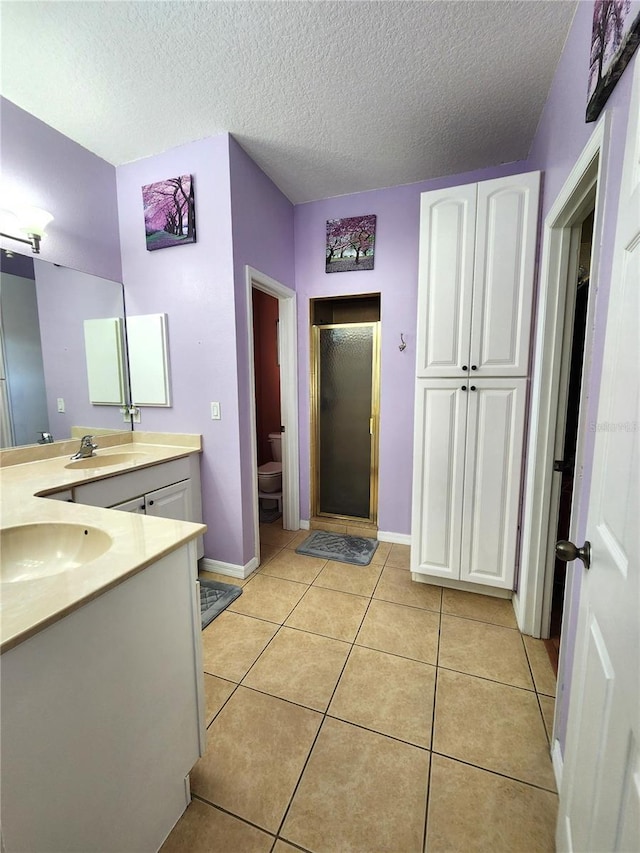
<box><xmin>71</xmin><ymin>435</ymin><xmax>98</xmax><ymax>460</ymax></box>
<box><xmin>38</xmin><ymin>432</ymin><xmax>54</xmax><ymax>444</ymax></box>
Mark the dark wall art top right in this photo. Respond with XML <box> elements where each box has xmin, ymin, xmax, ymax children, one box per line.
<box><xmin>587</xmin><ymin>0</ymin><xmax>640</xmax><ymax>121</ymax></box>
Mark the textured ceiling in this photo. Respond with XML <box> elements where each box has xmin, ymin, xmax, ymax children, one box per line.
<box><xmin>0</xmin><ymin>1</ymin><xmax>577</xmax><ymax>203</ymax></box>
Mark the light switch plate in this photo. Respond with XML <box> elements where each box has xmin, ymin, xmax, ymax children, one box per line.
<box><xmin>210</xmin><ymin>402</ymin><xmax>221</xmax><ymax>420</ymax></box>
<box><xmin>57</xmin><ymin>398</ymin><xmax>65</xmax><ymax>413</ymax></box>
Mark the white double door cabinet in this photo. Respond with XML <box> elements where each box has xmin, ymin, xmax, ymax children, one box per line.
<box><xmin>416</xmin><ymin>172</ymin><xmax>539</xmax><ymax>378</ymax></box>
<box><xmin>411</xmin><ymin>378</ymin><xmax>526</xmax><ymax>588</ymax></box>
<box><xmin>112</xmin><ymin>479</ymin><xmax>192</xmax><ymax>519</ymax></box>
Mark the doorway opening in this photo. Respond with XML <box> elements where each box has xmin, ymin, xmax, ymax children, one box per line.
<box><xmin>310</xmin><ymin>294</ymin><xmax>381</xmax><ymax>525</ymax></box>
<box><xmin>252</xmin><ymin>288</ymin><xmax>282</xmax><ymax>524</ymax></box>
<box><xmin>515</xmin><ymin>116</ymin><xmax>609</xmax><ymax>648</ymax></box>
<box><xmin>544</xmin><ymin>207</ymin><xmax>594</xmax><ymax>672</ymax></box>
<box><xmin>245</xmin><ymin>266</ymin><xmax>300</xmax><ymax>572</ymax></box>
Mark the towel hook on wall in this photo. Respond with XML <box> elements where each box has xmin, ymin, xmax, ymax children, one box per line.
<box><xmin>399</xmin><ymin>332</ymin><xmax>407</xmax><ymax>352</ymax></box>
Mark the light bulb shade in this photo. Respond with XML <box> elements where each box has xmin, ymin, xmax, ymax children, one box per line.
<box><xmin>15</xmin><ymin>206</ymin><xmax>54</xmax><ymax>236</ymax></box>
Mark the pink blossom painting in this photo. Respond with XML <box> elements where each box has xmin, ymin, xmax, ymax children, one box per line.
<box><xmin>142</xmin><ymin>175</ymin><xmax>196</xmax><ymax>251</ymax></box>
<box><xmin>587</xmin><ymin>0</ymin><xmax>640</xmax><ymax>121</ymax></box>
<box><xmin>326</xmin><ymin>215</ymin><xmax>376</xmax><ymax>273</ymax></box>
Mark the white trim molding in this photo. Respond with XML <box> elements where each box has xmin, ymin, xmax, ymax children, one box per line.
<box><xmin>551</xmin><ymin>738</ymin><xmax>564</xmax><ymax>794</ymax></box>
<box><xmin>199</xmin><ymin>556</ymin><xmax>259</xmax><ymax>580</ymax></box>
<box><xmin>377</xmin><ymin>530</ymin><xmax>412</xmax><ymax>546</ymax></box>
<box><xmin>515</xmin><ymin>114</ymin><xmax>610</xmax><ymax>636</ymax></box>
<box><xmin>245</xmin><ymin>266</ymin><xmax>301</xmax><ymax>569</ymax></box>
<box><xmin>299</xmin><ymin>519</ymin><xmax>310</xmax><ymax>530</ymax></box>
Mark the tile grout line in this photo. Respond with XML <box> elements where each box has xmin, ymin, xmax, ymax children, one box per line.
<box><xmin>276</xmin><ymin>544</ymin><xmax>400</xmax><ymax>843</ymax></box>
<box><xmin>189</xmin><ymin>793</ymin><xmax>278</xmax><ymax>841</ymax></box>
<box><xmin>423</xmin><ymin>587</ymin><xmax>443</xmax><ymax>852</ymax></box>
<box><xmin>429</xmin><ymin>751</ymin><xmax>559</xmax><ymax>794</ymax></box>
<box><xmin>273</xmin><ymin>562</ymin><xmax>384</xmax><ymax>846</ymax></box>
<box><xmin>519</xmin><ymin>632</ymin><xmax>556</xmax><ymax>748</ymax></box>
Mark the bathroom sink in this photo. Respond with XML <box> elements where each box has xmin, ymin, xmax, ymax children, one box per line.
<box><xmin>64</xmin><ymin>451</ymin><xmax>151</xmax><ymax>470</ymax></box>
<box><xmin>0</xmin><ymin>523</ymin><xmax>112</xmax><ymax>583</ymax></box>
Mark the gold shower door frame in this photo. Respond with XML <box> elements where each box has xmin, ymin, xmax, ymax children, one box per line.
<box><xmin>311</xmin><ymin>321</ymin><xmax>381</xmax><ymax>524</ymax></box>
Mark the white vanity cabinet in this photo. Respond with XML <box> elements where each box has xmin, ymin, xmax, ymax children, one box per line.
<box><xmin>73</xmin><ymin>455</ymin><xmax>204</xmax><ymax>558</ymax></box>
<box><xmin>415</xmin><ymin>172</ymin><xmax>540</xmax><ymax>378</ymax></box>
<box><xmin>0</xmin><ymin>542</ymin><xmax>205</xmax><ymax>853</ymax></box>
<box><xmin>112</xmin><ymin>480</ymin><xmax>192</xmax><ymax>520</ymax></box>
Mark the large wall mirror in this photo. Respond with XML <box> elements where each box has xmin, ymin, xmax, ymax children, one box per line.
<box><xmin>0</xmin><ymin>250</ymin><xmax>133</xmax><ymax>448</ymax></box>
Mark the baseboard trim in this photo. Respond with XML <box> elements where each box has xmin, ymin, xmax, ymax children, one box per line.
<box><xmin>200</xmin><ymin>556</ymin><xmax>259</xmax><ymax>580</ymax></box>
<box><xmin>377</xmin><ymin>530</ymin><xmax>411</xmax><ymax>545</ymax></box>
<box><xmin>411</xmin><ymin>572</ymin><xmax>512</xmax><ymax>599</ymax></box>
<box><xmin>299</xmin><ymin>519</ymin><xmax>310</xmax><ymax>530</ymax></box>
<box><xmin>551</xmin><ymin>738</ymin><xmax>563</xmax><ymax>791</ymax></box>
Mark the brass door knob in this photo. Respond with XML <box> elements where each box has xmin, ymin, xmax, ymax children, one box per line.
<box><xmin>556</xmin><ymin>539</ymin><xmax>591</xmax><ymax>569</ymax></box>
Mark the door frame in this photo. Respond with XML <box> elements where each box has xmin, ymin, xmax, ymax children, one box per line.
<box><xmin>310</xmin><ymin>320</ymin><xmax>381</xmax><ymax>524</ymax></box>
<box><xmin>515</xmin><ymin>114</ymin><xmax>611</xmax><ymax>638</ymax></box>
<box><xmin>245</xmin><ymin>266</ymin><xmax>300</xmax><ymax>558</ymax></box>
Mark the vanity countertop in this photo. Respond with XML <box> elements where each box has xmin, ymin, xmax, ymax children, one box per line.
<box><xmin>0</xmin><ymin>433</ymin><xmax>206</xmax><ymax>653</ymax></box>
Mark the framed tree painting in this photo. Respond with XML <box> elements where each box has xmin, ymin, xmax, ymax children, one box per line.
<box><xmin>326</xmin><ymin>215</ymin><xmax>376</xmax><ymax>273</ymax></box>
<box><xmin>142</xmin><ymin>174</ymin><xmax>196</xmax><ymax>251</ymax></box>
<box><xmin>587</xmin><ymin>0</ymin><xmax>640</xmax><ymax>121</ymax></box>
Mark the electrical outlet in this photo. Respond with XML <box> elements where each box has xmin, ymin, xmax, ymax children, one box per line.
<box><xmin>57</xmin><ymin>398</ymin><xmax>65</xmax><ymax>413</ymax></box>
<box><xmin>210</xmin><ymin>401</ymin><xmax>221</xmax><ymax>420</ymax></box>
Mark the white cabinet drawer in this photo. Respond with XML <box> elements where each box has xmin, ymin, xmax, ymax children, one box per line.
<box><xmin>74</xmin><ymin>457</ymin><xmax>191</xmax><ymax>508</ymax></box>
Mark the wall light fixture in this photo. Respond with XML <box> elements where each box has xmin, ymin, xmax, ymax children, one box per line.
<box><xmin>0</xmin><ymin>206</ymin><xmax>54</xmax><ymax>254</ymax></box>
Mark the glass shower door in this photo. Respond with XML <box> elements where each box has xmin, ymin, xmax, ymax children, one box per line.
<box><xmin>313</xmin><ymin>322</ymin><xmax>380</xmax><ymax>521</ymax></box>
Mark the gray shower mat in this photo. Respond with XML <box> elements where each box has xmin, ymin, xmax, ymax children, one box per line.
<box><xmin>296</xmin><ymin>531</ymin><xmax>378</xmax><ymax>566</ymax></box>
<box><xmin>200</xmin><ymin>579</ymin><xmax>242</xmax><ymax>629</ymax></box>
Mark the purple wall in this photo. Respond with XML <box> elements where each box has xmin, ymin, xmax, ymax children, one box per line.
<box><xmin>116</xmin><ymin>135</ymin><xmax>294</xmax><ymax>568</ymax></box>
<box><xmin>116</xmin><ymin>135</ymin><xmax>245</xmax><ymax>565</ymax></box>
<box><xmin>526</xmin><ymin>3</ymin><xmax>637</xmax><ymax>753</ymax></box>
<box><xmin>228</xmin><ymin>136</ymin><xmax>295</xmax><ymax>562</ymax></box>
<box><xmin>0</xmin><ymin>98</ymin><xmax>121</xmax><ymax>282</ymax></box>
<box><xmin>294</xmin><ymin>161</ymin><xmax>529</xmax><ymax>532</ymax></box>
<box><xmin>34</xmin><ymin>261</ymin><xmax>127</xmax><ymax>437</ymax></box>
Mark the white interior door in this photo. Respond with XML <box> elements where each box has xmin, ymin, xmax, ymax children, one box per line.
<box><xmin>557</xmin><ymin>58</ymin><xmax>640</xmax><ymax>852</ymax></box>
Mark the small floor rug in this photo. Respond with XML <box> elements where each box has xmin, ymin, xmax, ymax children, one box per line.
<box><xmin>259</xmin><ymin>506</ymin><xmax>282</xmax><ymax>524</ymax></box>
<box><xmin>200</xmin><ymin>579</ymin><xmax>242</xmax><ymax>630</ymax></box>
<box><xmin>296</xmin><ymin>531</ymin><xmax>378</xmax><ymax>566</ymax></box>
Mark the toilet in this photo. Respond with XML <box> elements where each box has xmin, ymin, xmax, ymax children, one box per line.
<box><xmin>257</xmin><ymin>433</ymin><xmax>282</xmax><ymax>504</ymax></box>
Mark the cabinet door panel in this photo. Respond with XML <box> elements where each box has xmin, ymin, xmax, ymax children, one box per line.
<box><xmin>460</xmin><ymin>379</ymin><xmax>526</xmax><ymax>588</ymax></box>
<box><xmin>111</xmin><ymin>496</ymin><xmax>146</xmax><ymax>514</ymax></box>
<box><xmin>470</xmin><ymin>173</ymin><xmax>539</xmax><ymax>376</ymax></box>
<box><xmin>416</xmin><ymin>186</ymin><xmax>476</xmax><ymax>377</ymax></box>
<box><xmin>145</xmin><ymin>480</ymin><xmax>191</xmax><ymax>522</ymax></box>
<box><xmin>411</xmin><ymin>380</ymin><xmax>467</xmax><ymax>578</ymax></box>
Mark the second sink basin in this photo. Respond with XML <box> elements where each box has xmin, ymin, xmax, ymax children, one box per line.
<box><xmin>1</xmin><ymin>523</ymin><xmax>112</xmax><ymax>583</ymax></box>
<box><xmin>65</xmin><ymin>452</ymin><xmax>151</xmax><ymax>470</ymax></box>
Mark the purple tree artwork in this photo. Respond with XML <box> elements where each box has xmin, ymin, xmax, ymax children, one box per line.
<box><xmin>587</xmin><ymin>0</ymin><xmax>640</xmax><ymax>121</ymax></box>
<box><xmin>326</xmin><ymin>215</ymin><xmax>376</xmax><ymax>273</ymax></box>
<box><xmin>142</xmin><ymin>174</ymin><xmax>196</xmax><ymax>251</ymax></box>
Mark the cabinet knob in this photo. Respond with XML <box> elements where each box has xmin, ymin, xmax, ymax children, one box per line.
<box><xmin>470</xmin><ymin>385</ymin><xmax>477</xmax><ymax>391</ymax></box>
<box><xmin>461</xmin><ymin>385</ymin><xmax>468</xmax><ymax>391</ymax></box>
<box><xmin>462</xmin><ymin>365</ymin><xmax>468</xmax><ymax>371</ymax></box>
<box><xmin>148</xmin><ymin>500</ymin><xmax>154</xmax><ymax>506</ymax></box>
<box><xmin>471</xmin><ymin>365</ymin><xmax>477</xmax><ymax>371</ymax></box>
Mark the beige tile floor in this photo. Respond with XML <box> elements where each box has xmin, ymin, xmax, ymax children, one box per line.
<box><xmin>162</xmin><ymin>523</ymin><xmax>559</xmax><ymax>853</ymax></box>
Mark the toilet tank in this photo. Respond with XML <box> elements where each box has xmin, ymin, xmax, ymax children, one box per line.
<box><xmin>268</xmin><ymin>432</ymin><xmax>282</xmax><ymax>462</ymax></box>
